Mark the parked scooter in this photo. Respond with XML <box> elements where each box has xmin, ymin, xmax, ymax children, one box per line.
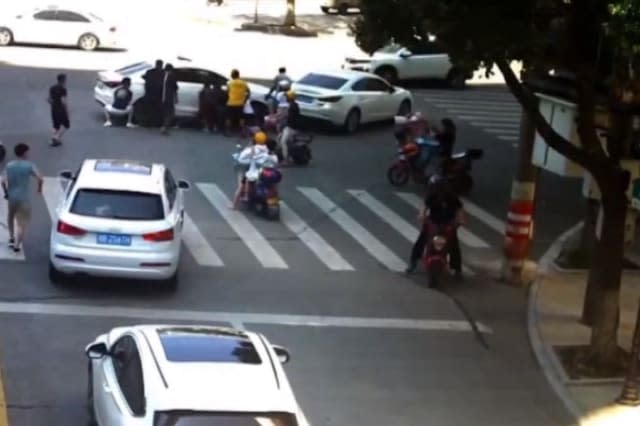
<box><xmin>232</xmin><ymin>145</ymin><xmax>282</xmax><ymax>220</ymax></box>
<box><xmin>423</xmin><ymin>221</ymin><xmax>456</xmax><ymax>289</ymax></box>
<box><xmin>275</xmin><ymin>132</ymin><xmax>313</xmax><ymax>166</ymax></box>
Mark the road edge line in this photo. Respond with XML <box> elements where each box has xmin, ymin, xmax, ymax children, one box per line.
<box><xmin>527</xmin><ymin>221</ymin><xmax>584</xmax><ymax>426</ymax></box>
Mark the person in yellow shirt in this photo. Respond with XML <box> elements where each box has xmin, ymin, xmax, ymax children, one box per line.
<box><xmin>225</xmin><ymin>69</ymin><xmax>250</xmax><ymax>136</ymax></box>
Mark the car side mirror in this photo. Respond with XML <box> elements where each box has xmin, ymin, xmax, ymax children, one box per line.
<box><xmin>177</xmin><ymin>180</ymin><xmax>191</xmax><ymax>190</ymax></box>
<box><xmin>273</xmin><ymin>345</ymin><xmax>291</xmax><ymax>364</ymax></box>
<box><xmin>59</xmin><ymin>170</ymin><xmax>74</xmax><ymax>180</ymax></box>
<box><xmin>399</xmin><ymin>51</ymin><xmax>412</xmax><ymax>58</ymax></box>
<box><xmin>388</xmin><ymin>86</ymin><xmax>396</xmax><ymax>93</ymax></box>
<box><xmin>86</xmin><ymin>342</ymin><xmax>109</xmax><ymax>359</ymax></box>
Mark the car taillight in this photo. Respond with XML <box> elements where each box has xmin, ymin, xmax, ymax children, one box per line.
<box><xmin>318</xmin><ymin>96</ymin><xmax>342</xmax><ymax>103</ymax></box>
<box><xmin>57</xmin><ymin>221</ymin><xmax>87</xmax><ymax>236</ymax></box>
<box><xmin>109</xmin><ymin>26</ymin><xmax>117</xmax><ymax>32</ymax></box>
<box><xmin>143</xmin><ymin>229</ymin><xmax>174</xmax><ymax>242</ymax></box>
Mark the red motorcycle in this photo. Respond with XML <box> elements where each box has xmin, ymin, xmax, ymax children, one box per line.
<box><xmin>423</xmin><ymin>221</ymin><xmax>456</xmax><ymax>288</ymax></box>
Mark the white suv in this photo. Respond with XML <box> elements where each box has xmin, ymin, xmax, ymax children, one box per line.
<box><xmin>344</xmin><ymin>42</ymin><xmax>470</xmax><ymax>89</ymax></box>
<box><xmin>85</xmin><ymin>325</ymin><xmax>310</xmax><ymax>426</ymax></box>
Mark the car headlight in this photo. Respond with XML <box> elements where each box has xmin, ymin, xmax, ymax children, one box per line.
<box><xmin>432</xmin><ymin>235</ymin><xmax>447</xmax><ymax>251</ymax></box>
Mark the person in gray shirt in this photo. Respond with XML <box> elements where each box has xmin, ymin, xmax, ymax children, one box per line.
<box><xmin>1</xmin><ymin>143</ymin><xmax>43</xmax><ymax>252</ymax></box>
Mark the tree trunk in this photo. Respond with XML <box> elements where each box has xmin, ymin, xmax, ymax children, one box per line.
<box><xmin>580</xmin><ymin>198</ymin><xmax>600</xmax><ymax>326</ymax></box>
<box><xmin>588</xmin><ymin>178</ymin><xmax>626</xmax><ymax>367</ymax></box>
<box><xmin>283</xmin><ymin>0</ymin><xmax>296</xmax><ymax>26</ymax></box>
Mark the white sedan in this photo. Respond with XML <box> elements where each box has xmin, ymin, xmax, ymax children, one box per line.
<box><xmin>292</xmin><ymin>70</ymin><xmax>413</xmax><ymax>133</ymax></box>
<box><xmin>85</xmin><ymin>325</ymin><xmax>310</xmax><ymax>426</ymax></box>
<box><xmin>94</xmin><ymin>58</ymin><xmax>270</xmax><ymax>121</ymax></box>
<box><xmin>0</xmin><ymin>6</ymin><xmax>122</xmax><ymax>51</ymax></box>
<box><xmin>49</xmin><ymin>159</ymin><xmax>190</xmax><ymax>290</ymax></box>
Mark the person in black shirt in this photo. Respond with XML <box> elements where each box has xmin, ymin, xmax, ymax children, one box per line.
<box><xmin>104</xmin><ymin>78</ymin><xmax>135</xmax><ymax>127</ymax></box>
<box><xmin>278</xmin><ymin>90</ymin><xmax>301</xmax><ymax>165</ymax></box>
<box><xmin>48</xmin><ymin>73</ymin><xmax>69</xmax><ymax>146</ymax></box>
<box><xmin>160</xmin><ymin>63</ymin><xmax>179</xmax><ymax>135</ymax></box>
<box><xmin>435</xmin><ymin>118</ymin><xmax>456</xmax><ymax>159</ymax></box>
<box><xmin>142</xmin><ymin>59</ymin><xmax>164</xmax><ymax>125</ymax></box>
<box><xmin>406</xmin><ymin>175</ymin><xmax>464</xmax><ymax>276</ymax></box>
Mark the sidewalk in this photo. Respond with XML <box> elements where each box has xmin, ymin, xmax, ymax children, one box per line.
<box><xmin>529</xmin><ymin>224</ymin><xmax>640</xmax><ymax>426</ymax></box>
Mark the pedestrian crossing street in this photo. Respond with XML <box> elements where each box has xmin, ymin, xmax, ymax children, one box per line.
<box><xmin>0</xmin><ymin>178</ymin><xmax>507</xmax><ymax>274</ymax></box>
<box><xmin>421</xmin><ymin>89</ymin><xmax>522</xmax><ymax>143</ymax></box>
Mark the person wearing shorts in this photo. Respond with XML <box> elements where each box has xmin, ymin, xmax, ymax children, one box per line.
<box><xmin>1</xmin><ymin>143</ymin><xmax>43</xmax><ymax>253</ymax></box>
<box><xmin>225</xmin><ymin>69</ymin><xmax>250</xmax><ymax>136</ymax></box>
<box><xmin>48</xmin><ymin>73</ymin><xmax>70</xmax><ymax>146</ymax></box>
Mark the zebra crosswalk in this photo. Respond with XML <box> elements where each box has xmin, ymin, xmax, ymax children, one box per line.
<box><xmin>0</xmin><ymin>178</ymin><xmax>507</xmax><ymax>274</ymax></box>
<box><xmin>421</xmin><ymin>89</ymin><xmax>522</xmax><ymax>143</ymax></box>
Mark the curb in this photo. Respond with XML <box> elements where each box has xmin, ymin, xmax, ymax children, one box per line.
<box><xmin>527</xmin><ymin>221</ymin><xmax>584</xmax><ymax>426</ymax></box>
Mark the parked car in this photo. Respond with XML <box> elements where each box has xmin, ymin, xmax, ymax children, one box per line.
<box><xmin>292</xmin><ymin>70</ymin><xmax>413</xmax><ymax>133</ymax></box>
<box><xmin>49</xmin><ymin>159</ymin><xmax>191</xmax><ymax>290</ymax></box>
<box><xmin>85</xmin><ymin>325</ymin><xmax>310</xmax><ymax>426</ymax></box>
<box><xmin>94</xmin><ymin>58</ymin><xmax>270</xmax><ymax>124</ymax></box>
<box><xmin>320</xmin><ymin>0</ymin><xmax>361</xmax><ymax>15</ymax></box>
<box><xmin>343</xmin><ymin>41</ymin><xmax>471</xmax><ymax>89</ymax></box>
<box><xmin>0</xmin><ymin>6</ymin><xmax>122</xmax><ymax>51</ymax></box>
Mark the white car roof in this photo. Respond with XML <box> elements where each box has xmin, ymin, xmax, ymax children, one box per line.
<box><xmin>123</xmin><ymin>325</ymin><xmax>298</xmax><ymax>413</ymax></box>
<box><xmin>75</xmin><ymin>159</ymin><xmax>165</xmax><ymax>194</ymax></box>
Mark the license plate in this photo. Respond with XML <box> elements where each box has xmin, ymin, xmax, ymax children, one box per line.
<box><xmin>267</xmin><ymin>197</ymin><xmax>279</xmax><ymax>205</ymax></box>
<box><xmin>97</xmin><ymin>233</ymin><xmax>132</xmax><ymax>246</ymax></box>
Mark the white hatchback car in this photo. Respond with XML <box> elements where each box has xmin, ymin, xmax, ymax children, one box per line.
<box><xmin>343</xmin><ymin>42</ymin><xmax>470</xmax><ymax>89</ymax></box>
<box><xmin>49</xmin><ymin>159</ymin><xmax>190</xmax><ymax>289</ymax></box>
<box><xmin>85</xmin><ymin>325</ymin><xmax>310</xmax><ymax>426</ymax></box>
<box><xmin>0</xmin><ymin>6</ymin><xmax>122</xmax><ymax>51</ymax></box>
<box><xmin>94</xmin><ymin>58</ymin><xmax>270</xmax><ymax>122</ymax></box>
<box><xmin>292</xmin><ymin>70</ymin><xmax>413</xmax><ymax>133</ymax></box>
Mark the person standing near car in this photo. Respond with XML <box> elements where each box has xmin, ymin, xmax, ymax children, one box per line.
<box><xmin>48</xmin><ymin>73</ymin><xmax>70</xmax><ymax>147</ymax></box>
<box><xmin>160</xmin><ymin>63</ymin><xmax>179</xmax><ymax>135</ymax></box>
<box><xmin>225</xmin><ymin>69</ymin><xmax>250</xmax><ymax>136</ymax></box>
<box><xmin>103</xmin><ymin>77</ymin><xmax>136</xmax><ymax>128</ymax></box>
<box><xmin>278</xmin><ymin>90</ymin><xmax>301</xmax><ymax>165</ymax></box>
<box><xmin>142</xmin><ymin>59</ymin><xmax>165</xmax><ymax>126</ymax></box>
<box><xmin>1</xmin><ymin>143</ymin><xmax>43</xmax><ymax>253</ymax></box>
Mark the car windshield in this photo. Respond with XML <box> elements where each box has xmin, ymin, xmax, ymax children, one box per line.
<box><xmin>115</xmin><ymin>62</ymin><xmax>153</xmax><ymax>75</ymax></box>
<box><xmin>297</xmin><ymin>73</ymin><xmax>348</xmax><ymax>90</ymax></box>
<box><xmin>70</xmin><ymin>189</ymin><xmax>164</xmax><ymax>220</ymax></box>
<box><xmin>154</xmin><ymin>412</ymin><xmax>298</xmax><ymax>426</ymax></box>
<box><xmin>88</xmin><ymin>13</ymin><xmax>103</xmax><ymax>21</ymax></box>
<box><xmin>378</xmin><ymin>43</ymin><xmax>404</xmax><ymax>53</ymax></box>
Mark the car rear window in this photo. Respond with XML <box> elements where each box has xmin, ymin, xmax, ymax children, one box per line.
<box><xmin>158</xmin><ymin>328</ymin><xmax>262</xmax><ymax>364</ymax></box>
<box><xmin>154</xmin><ymin>412</ymin><xmax>298</xmax><ymax>426</ymax></box>
<box><xmin>115</xmin><ymin>62</ymin><xmax>152</xmax><ymax>75</ymax></box>
<box><xmin>70</xmin><ymin>189</ymin><xmax>164</xmax><ymax>220</ymax></box>
<box><xmin>297</xmin><ymin>73</ymin><xmax>348</xmax><ymax>90</ymax></box>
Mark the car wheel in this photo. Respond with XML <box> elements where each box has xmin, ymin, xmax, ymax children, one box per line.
<box><xmin>87</xmin><ymin>362</ymin><xmax>98</xmax><ymax>426</ymax></box>
<box><xmin>446</xmin><ymin>68</ymin><xmax>466</xmax><ymax>90</ymax></box>
<box><xmin>0</xmin><ymin>28</ymin><xmax>13</xmax><ymax>46</ymax></box>
<box><xmin>48</xmin><ymin>261</ymin><xmax>65</xmax><ymax>286</ymax></box>
<box><xmin>78</xmin><ymin>33</ymin><xmax>99</xmax><ymax>51</ymax></box>
<box><xmin>320</xmin><ymin>6</ymin><xmax>331</xmax><ymax>14</ymax></box>
<box><xmin>397</xmin><ymin>99</ymin><xmax>412</xmax><ymax>116</ymax></box>
<box><xmin>343</xmin><ymin>108</ymin><xmax>361</xmax><ymax>133</ymax></box>
<box><xmin>375</xmin><ymin>66</ymin><xmax>398</xmax><ymax>85</ymax></box>
<box><xmin>164</xmin><ymin>271</ymin><xmax>178</xmax><ymax>292</ymax></box>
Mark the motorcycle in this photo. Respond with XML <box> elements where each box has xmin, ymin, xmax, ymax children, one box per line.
<box><xmin>232</xmin><ymin>145</ymin><xmax>282</xmax><ymax>220</ymax></box>
<box><xmin>442</xmin><ymin>149</ymin><xmax>484</xmax><ymax>195</ymax></box>
<box><xmin>387</xmin><ymin>137</ymin><xmax>441</xmax><ymax>187</ymax></box>
<box><xmin>423</xmin><ymin>221</ymin><xmax>456</xmax><ymax>289</ymax></box>
<box><xmin>263</xmin><ymin>114</ymin><xmax>313</xmax><ymax>166</ymax></box>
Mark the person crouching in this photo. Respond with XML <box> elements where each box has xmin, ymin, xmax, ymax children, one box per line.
<box><xmin>104</xmin><ymin>78</ymin><xmax>136</xmax><ymax>128</ymax></box>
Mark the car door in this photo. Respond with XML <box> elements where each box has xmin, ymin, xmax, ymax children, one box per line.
<box><xmin>13</xmin><ymin>10</ymin><xmax>58</xmax><ymax>44</ymax></box>
<box><xmin>403</xmin><ymin>43</ymin><xmax>452</xmax><ymax>79</ymax></box>
<box><xmin>173</xmin><ymin>68</ymin><xmax>210</xmax><ymax>117</ymax></box>
<box><xmin>164</xmin><ymin>169</ymin><xmax>182</xmax><ymax>239</ymax></box>
<box><xmin>365</xmin><ymin>77</ymin><xmax>397</xmax><ymax>118</ymax></box>
<box><xmin>350</xmin><ymin>77</ymin><xmax>379</xmax><ymax>123</ymax></box>
<box><xmin>95</xmin><ymin>335</ymin><xmax>146</xmax><ymax>426</ymax></box>
<box><xmin>52</xmin><ymin>10</ymin><xmax>93</xmax><ymax>46</ymax></box>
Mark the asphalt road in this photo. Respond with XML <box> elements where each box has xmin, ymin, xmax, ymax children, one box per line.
<box><xmin>0</xmin><ymin>55</ymin><xmax>582</xmax><ymax>426</ymax></box>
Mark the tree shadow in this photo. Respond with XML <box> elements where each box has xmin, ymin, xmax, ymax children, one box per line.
<box><xmin>233</xmin><ymin>13</ymin><xmax>356</xmax><ymax>35</ymax></box>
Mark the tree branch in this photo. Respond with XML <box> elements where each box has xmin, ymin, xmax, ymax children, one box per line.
<box><xmin>496</xmin><ymin>59</ymin><xmax>598</xmax><ymax>171</ymax></box>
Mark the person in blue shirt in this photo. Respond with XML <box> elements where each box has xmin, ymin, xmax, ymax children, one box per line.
<box><xmin>1</xmin><ymin>143</ymin><xmax>43</xmax><ymax>253</ymax></box>
<box><xmin>104</xmin><ymin>78</ymin><xmax>136</xmax><ymax>127</ymax></box>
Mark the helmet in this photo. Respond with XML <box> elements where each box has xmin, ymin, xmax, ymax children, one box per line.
<box><xmin>286</xmin><ymin>90</ymin><xmax>296</xmax><ymax>100</ymax></box>
<box><xmin>254</xmin><ymin>131</ymin><xmax>267</xmax><ymax>145</ymax></box>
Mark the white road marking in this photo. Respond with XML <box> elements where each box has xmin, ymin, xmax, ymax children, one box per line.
<box><xmin>196</xmin><ymin>183</ymin><xmax>288</xmax><ymax>269</ymax></box>
<box><xmin>0</xmin><ymin>199</ymin><xmax>25</xmax><ymax>261</ymax></box>
<box><xmin>485</xmin><ymin>128</ymin><xmax>520</xmax><ymax>135</ymax></box>
<box><xmin>460</xmin><ymin>198</ymin><xmax>506</xmax><ymax>234</ymax></box>
<box><xmin>456</xmin><ymin>115</ymin><xmax>518</xmax><ymax>123</ymax></box>
<box><xmin>298</xmin><ymin>187</ymin><xmax>406</xmax><ymax>272</ymax></box>
<box><xmin>181</xmin><ymin>214</ymin><xmax>224</xmax><ymax>267</ymax></box>
<box><xmin>498</xmin><ymin>135</ymin><xmax>519</xmax><ymax>141</ymax></box>
<box><xmin>280</xmin><ymin>201</ymin><xmax>354</xmax><ymax>271</ymax></box>
<box><xmin>42</xmin><ymin>177</ymin><xmax>65</xmax><ymax>221</ymax></box>
<box><xmin>447</xmin><ymin>109</ymin><xmax>521</xmax><ymax>118</ymax></box>
<box><xmin>350</xmin><ymin>190</ymin><xmax>475</xmax><ymax>277</ymax></box>
<box><xmin>0</xmin><ymin>301</ymin><xmax>493</xmax><ymax>333</ymax></box>
<box><xmin>395</xmin><ymin>192</ymin><xmax>490</xmax><ymax>249</ymax></box>
<box><xmin>432</xmin><ymin>101</ymin><xmax>519</xmax><ymax>110</ymax></box>
<box><xmin>471</xmin><ymin>121</ymin><xmax>520</xmax><ymax>129</ymax></box>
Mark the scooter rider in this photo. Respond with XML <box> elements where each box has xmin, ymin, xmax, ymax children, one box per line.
<box><xmin>406</xmin><ymin>173</ymin><xmax>465</xmax><ymax>277</ymax></box>
<box><xmin>231</xmin><ymin>131</ymin><xmax>277</xmax><ymax>209</ymax></box>
<box><xmin>278</xmin><ymin>90</ymin><xmax>301</xmax><ymax>165</ymax></box>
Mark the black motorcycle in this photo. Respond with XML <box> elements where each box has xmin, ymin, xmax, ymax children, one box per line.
<box><xmin>276</xmin><ymin>132</ymin><xmax>313</xmax><ymax>166</ymax></box>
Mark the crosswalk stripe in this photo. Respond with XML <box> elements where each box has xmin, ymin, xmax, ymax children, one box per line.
<box><xmin>181</xmin><ymin>214</ymin><xmax>224</xmax><ymax>267</ymax></box>
<box><xmin>42</xmin><ymin>177</ymin><xmax>65</xmax><ymax>221</ymax></box>
<box><xmin>432</xmin><ymin>101</ymin><xmax>519</xmax><ymax>110</ymax></box>
<box><xmin>460</xmin><ymin>198</ymin><xmax>506</xmax><ymax>234</ymax></box>
<box><xmin>457</xmin><ymin>115</ymin><xmax>517</xmax><ymax>122</ymax></box>
<box><xmin>470</xmin><ymin>121</ymin><xmax>520</xmax><ymax>129</ymax></box>
<box><xmin>485</xmin><ymin>128</ymin><xmax>520</xmax><ymax>135</ymax></box>
<box><xmin>446</xmin><ymin>109</ymin><xmax>521</xmax><ymax>118</ymax></box>
<box><xmin>298</xmin><ymin>187</ymin><xmax>406</xmax><ymax>272</ymax></box>
<box><xmin>498</xmin><ymin>135</ymin><xmax>518</xmax><ymax>141</ymax></box>
<box><xmin>349</xmin><ymin>190</ymin><xmax>475</xmax><ymax>277</ymax></box>
<box><xmin>395</xmin><ymin>192</ymin><xmax>490</xmax><ymax>249</ymax></box>
<box><xmin>280</xmin><ymin>201</ymin><xmax>354</xmax><ymax>271</ymax></box>
<box><xmin>423</xmin><ymin>93</ymin><xmax>514</xmax><ymax>101</ymax></box>
<box><xmin>196</xmin><ymin>183</ymin><xmax>288</xmax><ymax>269</ymax></box>
<box><xmin>0</xmin><ymin>198</ymin><xmax>25</xmax><ymax>261</ymax></box>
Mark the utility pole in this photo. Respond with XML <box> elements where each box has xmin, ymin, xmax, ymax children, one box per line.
<box><xmin>502</xmin><ymin>102</ymin><xmax>540</xmax><ymax>286</ymax></box>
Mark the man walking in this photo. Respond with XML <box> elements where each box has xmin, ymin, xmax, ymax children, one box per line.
<box><xmin>48</xmin><ymin>73</ymin><xmax>70</xmax><ymax>146</ymax></box>
<box><xmin>1</xmin><ymin>143</ymin><xmax>43</xmax><ymax>253</ymax></box>
<box><xmin>225</xmin><ymin>69</ymin><xmax>250</xmax><ymax>136</ymax></box>
<box><xmin>160</xmin><ymin>63</ymin><xmax>179</xmax><ymax>135</ymax></box>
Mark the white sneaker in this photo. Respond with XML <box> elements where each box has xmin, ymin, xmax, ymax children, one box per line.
<box><xmin>126</xmin><ymin>122</ymin><xmax>137</xmax><ymax>128</ymax></box>
<box><xmin>104</xmin><ymin>121</ymin><xmax>112</xmax><ymax>127</ymax></box>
